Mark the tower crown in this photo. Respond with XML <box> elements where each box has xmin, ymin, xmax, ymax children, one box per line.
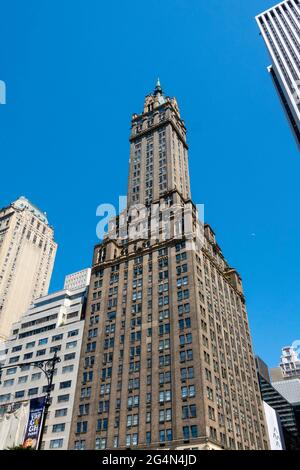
<box><xmin>128</xmin><ymin>81</ymin><xmax>189</xmax><ymax>208</ymax></box>
<box><xmin>142</xmin><ymin>79</ymin><xmax>166</xmax><ymax>113</ymax></box>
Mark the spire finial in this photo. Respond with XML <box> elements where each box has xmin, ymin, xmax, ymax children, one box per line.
<box><xmin>154</xmin><ymin>77</ymin><xmax>162</xmax><ymax>95</ymax></box>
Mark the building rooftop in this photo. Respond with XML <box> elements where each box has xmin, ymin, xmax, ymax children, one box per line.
<box><xmin>12</xmin><ymin>196</ymin><xmax>49</xmax><ymax>225</ymax></box>
<box><xmin>255</xmin><ymin>0</ymin><xmax>292</xmax><ymax>18</ymax></box>
<box><xmin>272</xmin><ymin>379</ymin><xmax>300</xmax><ymax>405</ymax></box>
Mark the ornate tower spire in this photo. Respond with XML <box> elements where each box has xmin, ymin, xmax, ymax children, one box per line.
<box><xmin>129</xmin><ymin>81</ymin><xmax>189</xmax><ymax>208</ymax></box>
<box><xmin>154</xmin><ymin>77</ymin><xmax>162</xmax><ymax>95</ymax></box>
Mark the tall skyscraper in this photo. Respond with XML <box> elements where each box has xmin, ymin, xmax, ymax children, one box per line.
<box><xmin>0</xmin><ymin>269</ymin><xmax>90</xmax><ymax>450</ymax></box>
<box><xmin>256</xmin><ymin>0</ymin><xmax>300</xmax><ymax>148</ymax></box>
<box><xmin>0</xmin><ymin>196</ymin><xmax>57</xmax><ymax>341</ymax></box>
<box><xmin>69</xmin><ymin>82</ymin><xmax>268</xmax><ymax>450</ymax></box>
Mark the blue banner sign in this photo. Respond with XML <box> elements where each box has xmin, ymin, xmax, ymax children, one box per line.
<box><xmin>23</xmin><ymin>397</ymin><xmax>46</xmax><ymax>449</ymax></box>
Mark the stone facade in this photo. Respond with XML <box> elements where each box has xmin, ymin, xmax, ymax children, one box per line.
<box><xmin>0</xmin><ymin>196</ymin><xmax>57</xmax><ymax>341</ymax></box>
<box><xmin>68</xmin><ymin>83</ymin><xmax>269</xmax><ymax>450</ymax></box>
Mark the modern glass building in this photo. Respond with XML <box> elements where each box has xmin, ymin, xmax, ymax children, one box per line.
<box><xmin>256</xmin><ymin>0</ymin><xmax>300</xmax><ymax>148</ymax></box>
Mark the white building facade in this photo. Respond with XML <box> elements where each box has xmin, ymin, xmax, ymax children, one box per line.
<box><xmin>0</xmin><ymin>196</ymin><xmax>57</xmax><ymax>341</ymax></box>
<box><xmin>0</xmin><ymin>269</ymin><xmax>90</xmax><ymax>450</ymax></box>
<box><xmin>280</xmin><ymin>345</ymin><xmax>300</xmax><ymax>378</ymax></box>
<box><xmin>256</xmin><ymin>0</ymin><xmax>300</xmax><ymax>148</ymax></box>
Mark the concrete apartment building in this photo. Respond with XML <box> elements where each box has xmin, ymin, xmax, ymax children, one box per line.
<box><xmin>279</xmin><ymin>345</ymin><xmax>300</xmax><ymax>378</ymax></box>
<box><xmin>256</xmin><ymin>0</ymin><xmax>300</xmax><ymax>148</ymax></box>
<box><xmin>0</xmin><ymin>196</ymin><xmax>57</xmax><ymax>341</ymax></box>
<box><xmin>0</xmin><ymin>269</ymin><xmax>90</xmax><ymax>450</ymax></box>
<box><xmin>68</xmin><ymin>82</ymin><xmax>269</xmax><ymax>450</ymax></box>
<box><xmin>270</xmin><ymin>345</ymin><xmax>300</xmax><ymax>381</ymax></box>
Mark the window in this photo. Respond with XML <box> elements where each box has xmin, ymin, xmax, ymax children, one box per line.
<box><xmin>98</xmin><ymin>400</ymin><xmax>110</xmax><ymax>413</ymax></box>
<box><xmin>127</xmin><ymin>395</ymin><xmax>139</xmax><ymax>408</ymax></box>
<box><xmin>95</xmin><ymin>438</ymin><xmax>106</xmax><ymax>450</ymax></box>
<box><xmin>81</xmin><ymin>387</ymin><xmax>91</xmax><ymax>398</ymax></box>
<box><xmin>183</xmin><ymin>426</ymin><xmax>189</xmax><ymax>440</ymax></box>
<box><xmin>15</xmin><ymin>390</ymin><xmax>25</xmax><ymax>398</ymax></box>
<box><xmin>208</xmin><ymin>406</ymin><xmax>215</xmax><ymax>421</ymax></box>
<box><xmin>207</xmin><ymin>387</ymin><xmax>213</xmax><ymax>401</ymax></box>
<box><xmin>50</xmin><ymin>439</ymin><xmax>63</xmax><ymax>449</ymax></box>
<box><xmin>52</xmin><ymin>334</ymin><xmax>63</xmax><ymax>342</ymax></box>
<box><xmin>55</xmin><ymin>408</ymin><xmax>68</xmax><ymax>417</ymax></box>
<box><xmin>177</xmin><ymin>289</ymin><xmax>189</xmax><ymax>301</ymax></box>
<box><xmin>96</xmin><ymin>418</ymin><xmax>108</xmax><ymax>431</ymax></box>
<box><xmin>178</xmin><ymin>303</ymin><xmax>190</xmax><ymax>316</ymax></box>
<box><xmin>68</xmin><ymin>329</ymin><xmax>79</xmax><ymax>337</ymax></box>
<box><xmin>62</xmin><ymin>365</ymin><xmax>74</xmax><ymax>374</ymax></box>
<box><xmin>159</xmin><ymin>390</ymin><xmax>171</xmax><ymax>403</ymax></box>
<box><xmin>182</xmin><ymin>423</ymin><xmax>198</xmax><ymax>441</ymax></box>
<box><xmin>113</xmin><ymin>437</ymin><xmax>119</xmax><ymax>448</ymax></box>
<box><xmin>159</xmin><ymin>408</ymin><xmax>172</xmax><ymax>423</ymax></box>
<box><xmin>38</xmin><ymin>338</ymin><xmax>48</xmax><ymax>345</ymax></box>
<box><xmin>159</xmin><ymin>429</ymin><xmax>172</xmax><ymax>442</ymax></box>
<box><xmin>79</xmin><ymin>404</ymin><xmax>90</xmax><ymax>416</ymax></box>
<box><xmin>181</xmin><ymin>385</ymin><xmax>195</xmax><ymax>399</ymax></box>
<box><xmin>0</xmin><ymin>394</ymin><xmax>11</xmax><ymax>402</ymax></box>
<box><xmin>28</xmin><ymin>388</ymin><xmax>38</xmax><ymax>396</ymax></box>
<box><xmin>18</xmin><ymin>376</ymin><xmax>28</xmax><ymax>384</ymax></box>
<box><xmin>182</xmin><ymin>404</ymin><xmax>197</xmax><ymax>419</ymax></box>
<box><xmin>178</xmin><ymin>318</ymin><xmax>191</xmax><ymax>330</ymax></box>
<box><xmin>57</xmin><ymin>394</ymin><xmax>69</xmax><ymax>403</ymax></box>
<box><xmin>66</xmin><ymin>341</ymin><xmax>77</xmax><ymax>349</ymax></box>
<box><xmin>159</xmin><ymin>371</ymin><xmax>171</xmax><ymax>384</ymax></box>
<box><xmin>60</xmin><ymin>380</ymin><xmax>71</xmax><ymax>389</ymax></box>
<box><xmin>126</xmin><ymin>414</ymin><xmax>139</xmax><ymax>427</ymax></box>
<box><xmin>74</xmin><ymin>440</ymin><xmax>85</xmax><ymax>450</ymax></box>
<box><xmin>180</xmin><ymin>349</ymin><xmax>193</xmax><ymax>362</ymax></box>
<box><xmin>180</xmin><ymin>367</ymin><xmax>194</xmax><ymax>381</ymax></box>
<box><xmin>24</xmin><ymin>353</ymin><xmax>33</xmax><ymax>360</ymax></box>
<box><xmin>42</xmin><ymin>384</ymin><xmax>54</xmax><ymax>393</ymax></box>
<box><xmin>52</xmin><ymin>423</ymin><xmax>65</xmax><ymax>433</ymax></box>
<box><xmin>36</xmin><ymin>349</ymin><xmax>46</xmax><ymax>357</ymax></box>
<box><xmin>64</xmin><ymin>353</ymin><xmax>76</xmax><ymax>361</ymax></box>
<box><xmin>3</xmin><ymin>379</ymin><xmax>14</xmax><ymax>387</ymax></box>
<box><xmin>125</xmin><ymin>433</ymin><xmax>138</xmax><ymax>447</ymax></box>
<box><xmin>76</xmin><ymin>421</ymin><xmax>88</xmax><ymax>434</ymax></box>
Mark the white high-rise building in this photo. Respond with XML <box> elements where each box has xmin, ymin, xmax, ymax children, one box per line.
<box><xmin>0</xmin><ymin>269</ymin><xmax>90</xmax><ymax>450</ymax></box>
<box><xmin>280</xmin><ymin>345</ymin><xmax>300</xmax><ymax>377</ymax></box>
<box><xmin>0</xmin><ymin>196</ymin><xmax>57</xmax><ymax>341</ymax></box>
<box><xmin>256</xmin><ymin>0</ymin><xmax>300</xmax><ymax>148</ymax></box>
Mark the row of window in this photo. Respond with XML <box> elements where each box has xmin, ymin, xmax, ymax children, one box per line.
<box><xmin>74</xmin><ymin>425</ymin><xmax>199</xmax><ymax>448</ymax></box>
<box><xmin>8</xmin><ymin>341</ymin><xmax>77</xmax><ymax>364</ymax></box>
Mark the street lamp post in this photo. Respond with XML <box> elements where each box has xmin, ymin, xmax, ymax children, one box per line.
<box><xmin>0</xmin><ymin>351</ymin><xmax>61</xmax><ymax>450</ymax></box>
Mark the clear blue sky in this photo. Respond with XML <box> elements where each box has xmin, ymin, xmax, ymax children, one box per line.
<box><xmin>0</xmin><ymin>0</ymin><xmax>299</xmax><ymax>368</ymax></box>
